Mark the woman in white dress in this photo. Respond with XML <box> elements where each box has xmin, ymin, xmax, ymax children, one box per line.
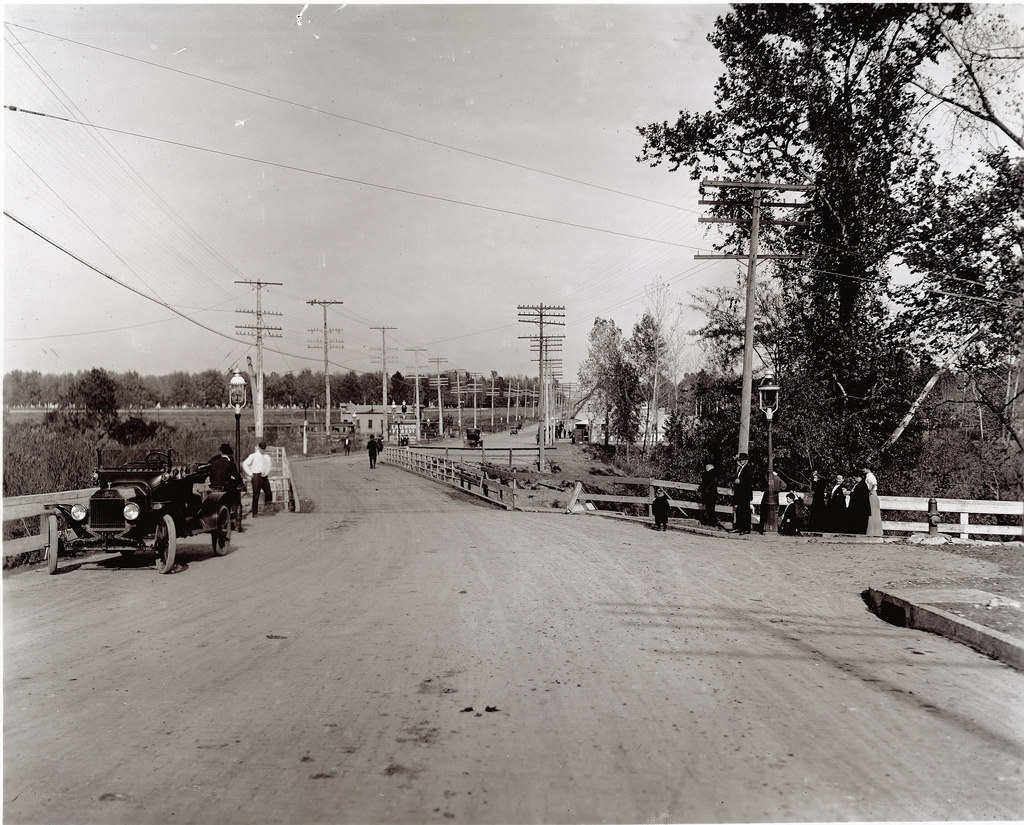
<box><xmin>863</xmin><ymin>466</ymin><xmax>883</xmax><ymax>537</ymax></box>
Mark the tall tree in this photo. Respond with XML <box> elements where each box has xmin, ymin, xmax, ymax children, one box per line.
<box><xmin>637</xmin><ymin>4</ymin><xmax>965</xmax><ymax>389</ymax></box>
<box><xmin>577</xmin><ymin>318</ymin><xmax>626</xmax><ymax>447</ymax></box>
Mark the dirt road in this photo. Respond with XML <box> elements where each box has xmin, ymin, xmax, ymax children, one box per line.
<box><xmin>5</xmin><ymin>455</ymin><xmax>1023</xmax><ymax>823</ymax></box>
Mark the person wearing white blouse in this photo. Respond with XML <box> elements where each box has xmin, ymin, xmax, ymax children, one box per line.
<box><xmin>863</xmin><ymin>466</ymin><xmax>883</xmax><ymax>537</ymax></box>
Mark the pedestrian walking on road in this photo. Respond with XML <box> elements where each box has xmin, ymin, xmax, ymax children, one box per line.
<box><xmin>242</xmin><ymin>440</ymin><xmax>273</xmax><ymax>517</ymax></box>
<box><xmin>344</xmin><ymin>436</ymin><xmax>351</xmax><ymax>456</ymax></box>
<box><xmin>651</xmin><ymin>487</ymin><xmax>670</xmax><ymax>531</ymax></box>
<box><xmin>732</xmin><ymin>453</ymin><xmax>753</xmax><ymax>535</ymax></box>
<box><xmin>367</xmin><ymin>437</ymin><xmax>379</xmax><ymax>469</ymax></box>
<box><xmin>698</xmin><ymin>462</ymin><xmax>721</xmax><ymax>527</ymax></box>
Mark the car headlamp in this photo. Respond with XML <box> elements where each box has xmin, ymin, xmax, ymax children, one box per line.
<box><xmin>70</xmin><ymin>504</ymin><xmax>88</xmax><ymax>521</ymax></box>
<box><xmin>123</xmin><ymin>502</ymin><xmax>141</xmax><ymax>521</ymax></box>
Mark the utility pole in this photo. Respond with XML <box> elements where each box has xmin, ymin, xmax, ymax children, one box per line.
<box><xmin>307</xmin><ymin>299</ymin><xmax>343</xmax><ymax>433</ymax></box>
<box><xmin>371</xmin><ymin>325</ymin><xmax>398</xmax><ymax>442</ymax></box>
<box><xmin>429</xmin><ymin>357</ymin><xmax>448</xmax><ymax>438</ymax></box>
<box><xmin>468</xmin><ymin>373</ymin><xmax>482</xmax><ymax>428</ymax></box>
<box><xmin>695</xmin><ymin>178</ymin><xmax>812</xmax><ymax>457</ymax></box>
<box><xmin>488</xmin><ymin>371</ymin><xmax>500</xmax><ymax>430</ymax></box>
<box><xmin>518</xmin><ymin>304</ymin><xmax>565</xmax><ymax>471</ymax></box>
<box><xmin>405</xmin><ymin>347</ymin><xmax>427</xmax><ymax>442</ymax></box>
<box><xmin>235</xmin><ymin>280</ymin><xmax>283</xmax><ymax>439</ymax></box>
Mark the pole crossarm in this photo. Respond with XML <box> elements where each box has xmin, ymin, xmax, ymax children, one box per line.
<box><xmin>701</xmin><ymin>178</ymin><xmax>816</xmax><ymax>191</ymax></box>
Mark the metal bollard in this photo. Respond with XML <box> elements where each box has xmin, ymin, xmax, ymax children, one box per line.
<box><xmin>928</xmin><ymin>497</ymin><xmax>939</xmax><ymax>535</ymax></box>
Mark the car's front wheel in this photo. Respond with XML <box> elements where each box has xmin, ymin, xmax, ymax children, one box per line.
<box><xmin>153</xmin><ymin>514</ymin><xmax>177</xmax><ymax>574</ymax></box>
<box><xmin>213</xmin><ymin>505</ymin><xmax>231</xmax><ymax>555</ymax></box>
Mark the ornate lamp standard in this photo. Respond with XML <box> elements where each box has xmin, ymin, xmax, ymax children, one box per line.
<box><xmin>758</xmin><ymin>375</ymin><xmax>781</xmax><ymax>532</ymax></box>
<box><xmin>229</xmin><ymin>369</ymin><xmax>247</xmax><ymax>463</ymax></box>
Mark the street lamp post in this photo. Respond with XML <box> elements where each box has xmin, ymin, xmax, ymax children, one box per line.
<box><xmin>758</xmin><ymin>376</ymin><xmax>781</xmax><ymax>532</ymax></box>
<box><xmin>229</xmin><ymin>369</ymin><xmax>247</xmax><ymax>466</ymax></box>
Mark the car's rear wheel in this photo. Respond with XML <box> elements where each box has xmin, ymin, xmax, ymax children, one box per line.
<box><xmin>153</xmin><ymin>514</ymin><xmax>177</xmax><ymax>574</ymax></box>
<box><xmin>213</xmin><ymin>505</ymin><xmax>231</xmax><ymax>555</ymax></box>
<box><xmin>47</xmin><ymin>515</ymin><xmax>61</xmax><ymax>575</ymax></box>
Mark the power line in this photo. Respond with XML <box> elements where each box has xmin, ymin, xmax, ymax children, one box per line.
<box><xmin>4</xmin><ymin>106</ymin><xmax>714</xmax><ymax>253</ymax></box>
<box><xmin>6</xmin><ymin>22</ymin><xmax>699</xmax><ymax>215</ymax></box>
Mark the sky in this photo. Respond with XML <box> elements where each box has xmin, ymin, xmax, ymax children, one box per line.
<box><xmin>4</xmin><ymin>3</ymin><xmax>744</xmax><ymax>385</ymax></box>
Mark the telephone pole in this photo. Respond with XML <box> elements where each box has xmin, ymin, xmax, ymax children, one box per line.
<box><xmin>405</xmin><ymin>347</ymin><xmax>427</xmax><ymax>442</ymax></box>
<box><xmin>236</xmin><ymin>280</ymin><xmax>283</xmax><ymax>439</ymax></box>
<box><xmin>429</xmin><ymin>357</ymin><xmax>448</xmax><ymax>438</ymax></box>
<box><xmin>307</xmin><ymin>299</ymin><xmax>343</xmax><ymax>432</ymax></box>
<box><xmin>695</xmin><ymin>178</ymin><xmax>812</xmax><ymax>457</ymax></box>
<box><xmin>371</xmin><ymin>325</ymin><xmax>398</xmax><ymax>442</ymax></box>
<box><xmin>518</xmin><ymin>304</ymin><xmax>565</xmax><ymax>471</ymax></box>
<box><xmin>697</xmin><ymin>177</ymin><xmax>812</xmax><ymax>533</ymax></box>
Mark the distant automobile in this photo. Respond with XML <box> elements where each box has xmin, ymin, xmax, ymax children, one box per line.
<box><xmin>463</xmin><ymin>427</ymin><xmax>483</xmax><ymax>448</ymax></box>
<box><xmin>45</xmin><ymin>449</ymin><xmax>233</xmax><ymax>575</ymax></box>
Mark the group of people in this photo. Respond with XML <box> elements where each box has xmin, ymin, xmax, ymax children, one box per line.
<box><xmin>663</xmin><ymin>453</ymin><xmax>882</xmax><ymax>536</ymax></box>
<box><xmin>208</xmin><ymin>440</ymin><xmax>275</xmax><ymax>521</ymax></box>
<box><xmin>809</xmin><ymin>467</ymin><xmax>883</xmax><ymax>536</ymax></box>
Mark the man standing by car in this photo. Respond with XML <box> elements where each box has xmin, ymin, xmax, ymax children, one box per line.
<box><xmin>242</xmin><ymin>440</ymin><xmax>273</xmax><ymax>517</ymax></box>
<box><xmin>209</xmin><ymin>443</ymin><xmax>245</xmax><ymax>532</ymax></box>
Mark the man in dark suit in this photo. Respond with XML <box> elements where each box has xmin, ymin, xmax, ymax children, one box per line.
<box><xmin>732</xmin><ymin>453</ymin><xmax>753</xmax><ymax>534</ymax></box>
<box><xmin>825</xmin><ymin>473</ymin><xmax>847</xmax><ymax>532</ymax></box>
<box><xmin>698</xmin><ymin>462</ymin><xmax>721</xmax><ymax>528</ymax></box>
<box><xmin>847</xmin><ymin>469</ymin><xmax>871</xmax><ymax>534</ymax></box>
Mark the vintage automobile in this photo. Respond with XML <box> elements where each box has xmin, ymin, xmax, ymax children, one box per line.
<box><xmin>45</xmin><ymin>449</ymin><xmax>234</xmax><ymax>575</ymax></box>
<box><xmin>463</xmin><ymin>427</ymin><xmax>483</xmax><ymax>448</ymax></box>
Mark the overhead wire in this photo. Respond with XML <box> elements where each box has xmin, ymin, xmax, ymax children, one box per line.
<box><xmin>6</xmin><ymin>22</ymin><xmax>701</xmax><ymax>217</ymax></box>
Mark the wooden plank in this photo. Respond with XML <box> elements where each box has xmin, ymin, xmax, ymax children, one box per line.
<box><xmin>3</xmin><ymin>489</ymin><xmax>94</xmax><ymax>520</ymax></box>
<box><xmin>3</xmin><ymin>534</ymin><xmax>47</xmax><ymax>559</ymax></box>
<box><xmin>577</xmin><ymin>493</ymin><xmax>646</xmax><ymax>504</ymax></box>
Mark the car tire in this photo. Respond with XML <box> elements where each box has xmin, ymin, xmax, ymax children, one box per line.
<box><xmin>47</xmin><ymin>514</ymin><xmax>60</xmax><ymax>575</ymax></box>
<box><xmin>154</xmin><ymin>514</ymin><xmax>177</xmax><ymax>574</ymax></box>
<box><xmin>213</xmin><ymin>506</ymin><xmax>231</xmax><ymax>555</ymax></box>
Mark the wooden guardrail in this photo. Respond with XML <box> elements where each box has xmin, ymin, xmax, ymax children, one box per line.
<box><xmin>2</xmin><ymin>448</ymin><xmax>300</xmax><ymax>564</ymax></box>
<box><xmin>567</xmin><ymin>478</ymin><xmax>1024</xmax><ymax>540</ymax></box>
<box><xmin>381</xmin><ymin>446</ymin><xmax>519</xmax><ymax>510</ymax></box>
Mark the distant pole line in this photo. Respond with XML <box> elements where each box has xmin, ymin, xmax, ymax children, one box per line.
<box><xmin>236</xmin><ymin>279</ymin><xmax>283</xmax><ymax>438</ymax></box>
<box><xmin>518</xmin><ymin>304</ymin><xmax>565</xmax><ymax>472</ymax></box>
<box><xmin>307</xmin><ymin>299</ymin><xmax>343</xmax><ymax>432</ymax></box>
<box><xmin>371</xmin><ymin>326</ymin><xmax>398</xmax><ymax>441</ymax></box>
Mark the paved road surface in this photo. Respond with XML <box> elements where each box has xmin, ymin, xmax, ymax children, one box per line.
<box><xmin>5</xmin><ymin>454</ymin><xmax>1023</xmax><ymax>823</ymax></box>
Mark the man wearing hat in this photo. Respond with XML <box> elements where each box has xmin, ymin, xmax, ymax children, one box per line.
<box><xmin>209</xmin><ymin>443</ymin><xmax>245</xmax><ymax>530</ymax></box>
<box><xmin>242</xmin><ymin>440</ymin><xmax>274</xmax><ymax>517</ymax></box>
<box><xmin>731</xmin><ymin>452</ymin><xmax>754</xmax><ymax>534</ymax></box>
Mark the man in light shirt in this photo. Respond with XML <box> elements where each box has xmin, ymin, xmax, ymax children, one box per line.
<box><xmin>242</xmin><ymin>440</ymin><xmax>274</xmax><ymax>517</ymax></box>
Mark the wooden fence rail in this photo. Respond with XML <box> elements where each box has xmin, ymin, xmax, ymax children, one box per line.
<box><xmin>381</xmin><ymin>447</ymin><xmax>518</xmax><ymax>510</ymax></box>
<box><xmin>568</xmin><ymin>478</ymin><xmax>1023</xmax><ymax>540</ymax></box>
